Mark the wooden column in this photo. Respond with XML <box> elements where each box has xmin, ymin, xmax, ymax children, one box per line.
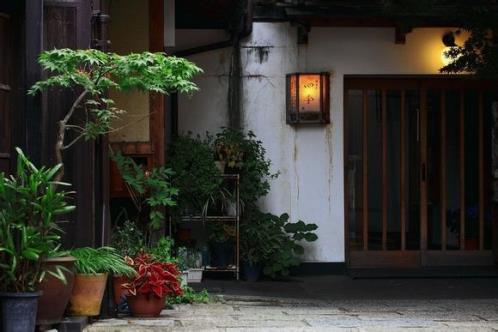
<box><xmin>149</xmin><ymin>0</ymin><xmax>165</xmax><ymax>166</ymax></box>
<box><xmin>382</xmin><ymin>90</ymin><xmax>388</xmax><ymax>251</ymax></box>
<box><xmin>400</xmin><ymin>91</ymin><xmax>406</xmax><ymax>251</ymax></box>
<box><xmin>24</xmin><ymin>0</ymin><xmax>43</xmax><ymax>165</ymax></box>
<box><xmin>479</xmin><ymin>92</ymin><xmax>485</xmax><ymax>250</ymax></box>
<box><xmin>441</xmin><ymin>92</ymin><xmax>447</xmax><ymax>250</ymax></box>
<box><xmin>420</xmin><ymin>90</ymin><xmax>428</xmax><ymax>251</ymax></box>
<box><xmin>459</xmin><ymin>91</ymin><xmax>466</xmax><ymax>250</ymax></box>
<box><xmin>362</xmin><ymin>89</ymin><xmax>369</xmax><ymax>251</ymax></box>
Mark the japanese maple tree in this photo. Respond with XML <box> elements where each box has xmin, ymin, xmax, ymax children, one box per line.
<box><xmin>28</xmin><ymin>49</ymin><xmax>202</xmax><ymax>181</ymax></box>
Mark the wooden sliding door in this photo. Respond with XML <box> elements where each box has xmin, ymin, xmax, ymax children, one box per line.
<box><xmin>345</xmin><ymin>77</ymin><xmax>497</xmax><ymax>268</ymax></box>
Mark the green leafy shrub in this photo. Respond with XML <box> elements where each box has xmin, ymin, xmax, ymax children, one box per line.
<box><xmin>150</xmin><ymin>236</ymin><xmax>177</xmax><ymax>264</ymax></box>
<box><xmin>214</xmin><ymin>128</ymin><xmax>278</xmax><ymax>206</ymax></box>
<box><xmin>112</xmin><ymin>152</ymin><xmax>178</xmax><ymax>234</ymax></box>
<box><xmin>70</xmin><ymin>247</ymin><xmax>135</xmax><ymax>277</ymax></box>
<box><xmin>166</xmin><ymin>286</ymin><xmax>210</xmax><ymax>305</ymax></box>
<box><xmin>167</xmin><ymin>134</ymin><xmax>223</xmax><ymax>215</ymax></box>
<box><xmin>242</xmin><ymin>210</ymin><xmax>318</xmax><ymax>278</ymax></box>
<box><xmin>0</xmin><ymin>148</ymin><xmax>75</xmax><ymax>292</ymax></box>
<box><xmin>111</xmin><ymin>219</ymin><xmax>145</xmax><ymax>257</ymax></box>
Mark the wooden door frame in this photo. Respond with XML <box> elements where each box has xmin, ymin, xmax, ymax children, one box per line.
<box><xmin>344</xmin><ymin>75</ymin><xmax>497</xmax><ymax>268</ymax></box>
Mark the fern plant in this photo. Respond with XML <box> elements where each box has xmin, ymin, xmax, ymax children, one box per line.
<box><xmin>70</xmin><ymin>247</ymin><xmax>136</xmax><ymax>277</ymax></box>
<box><xmin>112</xmin><ymin>152</ymin><xmax>178</xmax><ymax>236</ymax></box>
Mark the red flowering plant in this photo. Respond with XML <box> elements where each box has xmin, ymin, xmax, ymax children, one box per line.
<box><xmin>123</xmin><ymin>253</ymin><xmax>182</xmax><ymax>299</ymax></box>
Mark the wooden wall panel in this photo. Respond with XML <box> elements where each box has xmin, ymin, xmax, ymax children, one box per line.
<box><xmin>44</xmin><ymin>0</ymin><xmax>94</xmax><ymax>248</ymax></box>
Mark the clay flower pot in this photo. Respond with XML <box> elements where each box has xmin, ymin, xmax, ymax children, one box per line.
<box><xmin>69</xmin><ymin>273</ymin><xmax>108</xmax><ymax>316</ymax></box>
<box><xmin>127</xmin><ymin>294</ymin><xmax>165</xmax><ymax>317</ymax></box>
<box><xmin>36</xmin><ymin>256</ymin><xmax>76</xmax><ymax>327</ymax></box>
<box><xmin>112</xmin><ymin>275</ymin><xmax>130</xmax><ymax>305</ymax></box>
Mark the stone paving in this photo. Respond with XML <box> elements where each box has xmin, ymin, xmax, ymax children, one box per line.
<box><xmin>85</xmin><ymin>296</ymin><xmax>498</xmax><ymax>332</ymax></box>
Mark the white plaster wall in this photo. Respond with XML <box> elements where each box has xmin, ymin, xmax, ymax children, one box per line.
<box><xmin>178</xmin><ymin>23</ymin><xmax>457</xmax><ymax>262</ymax></box>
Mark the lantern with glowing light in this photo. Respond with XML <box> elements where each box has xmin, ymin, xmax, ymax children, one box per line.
<box><xmin>286</xmin><ymin>72</ymin><xmax>330</xmax><ymax>125</ymax></box>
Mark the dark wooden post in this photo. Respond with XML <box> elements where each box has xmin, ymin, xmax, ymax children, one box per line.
<box><xmin>24</xmin><ymin>0</ymin><xmax>43</xmax><ymax>165</ymax></box>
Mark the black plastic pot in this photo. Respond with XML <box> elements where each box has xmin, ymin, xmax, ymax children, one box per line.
<box><xmin>0</xmin><ymin>291</ymin><xmax>42</xmax><ymax>332</ymax></box>
<box><xmin>242</xmin><ymin>262</ymin><xmax>262</xmax><ymax>282</ymax></box>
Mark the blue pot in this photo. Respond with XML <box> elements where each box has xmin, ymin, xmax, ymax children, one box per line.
<box><xmin>0</xmin><ymin>291</ymin><xmax>41</xmax><ymax>332</ymax></box>
<box><xmin>242</xmin><ymin>262</ymin><xmax>262</xmax><ymax>282</ymax></box>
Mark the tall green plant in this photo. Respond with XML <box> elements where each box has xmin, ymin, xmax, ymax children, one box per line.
<box><xmin>242</xmin><ymin>210</ymin><xmax>318</xmax><ymax>278</ymax></box>
<box><xmin>28</xmin><ymin>49</ymin><xmax>202</xmax><ymax>181</ymax></box>
<box><xmin>214</xmin><ymin>128</ymin><xmax>278</xmax><ymax>206</ymax></box>
<box><xmin>0</xmin><ymin>148</ymin><xmax>75</xmax><ymax>292</ymax></box>
<box><xmin>167</xmin><ymin>134</ymin><xmax>223</xmax><ymax>215</ymax></box>
<box><xmin>111</xmin><ymin>219</ymin><xmax>145</xmax><ymax>258</ymax></box>
<box><xmin>112</xmin><ymin>152</ymin><xmax>178</xmax><ymax>235</ymax></box>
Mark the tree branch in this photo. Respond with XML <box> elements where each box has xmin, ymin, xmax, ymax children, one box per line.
<box><xmin>63</xmin><ymin>90</ymin><xmax>89</xmax><ymax>125</ymax></box>
<box><xmin>61</xmin><ymin>132</ymin><xmax>86</xmax><ymax>150</ymax></box>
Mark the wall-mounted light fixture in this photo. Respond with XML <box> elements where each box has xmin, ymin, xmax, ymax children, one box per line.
<box><xmin>286</xmin><ymin>72</ymin><xmax>330</xmax><ymax>125</ymax></box>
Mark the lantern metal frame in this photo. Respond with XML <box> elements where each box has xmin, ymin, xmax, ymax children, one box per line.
<box><xmin>286</xmin><ymin>72</ymin><xmax>330</xmax><ymax>125</ymax></box>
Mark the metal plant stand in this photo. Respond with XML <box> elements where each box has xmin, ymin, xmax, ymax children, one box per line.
<box><xmin>177</xmin><ymin>174</ymin><xmax>240</xmax><ymax>280</ymax></box>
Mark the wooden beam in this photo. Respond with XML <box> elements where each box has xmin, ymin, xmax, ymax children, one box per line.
<box><xmin>395</xmin><ymin>25</ymin><xmax>412</xmax><ymax>44</ymax></box>
<box><xmin>149</xmin><ymin>0</ymin><xmax>165</xmax><ymax>166</ymax></box>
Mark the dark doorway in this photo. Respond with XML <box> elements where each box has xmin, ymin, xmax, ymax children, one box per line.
<box><xmin>345</xmin><ymin>77</ymin><xmax>497</xmax><ymax>268</ymax></box>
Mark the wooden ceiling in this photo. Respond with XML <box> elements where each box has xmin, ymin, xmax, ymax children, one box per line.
<box><xmin>176</xmin><ymin>0</ymin><xmax>238</xmax><ymax>29</ymax></box>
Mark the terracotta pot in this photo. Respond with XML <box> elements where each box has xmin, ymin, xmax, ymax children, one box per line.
<box><xmin>112</xmin><ymin>275</ymin><xmax>130</xmax><ymax>305</ymax></box>
<box><xmin>69</xmin><ymin>273</ymin><xmax>108</xmax><ymax>316</ymax></box>
<box><xmin>36</xmin><ymin>256</ymin><xmax>76</xmax><ymax>326</ymax></box>
<box><xmin>127</xmin><ymin>294</ymin><xmax>165</xmax><ymax>317</ymax></box>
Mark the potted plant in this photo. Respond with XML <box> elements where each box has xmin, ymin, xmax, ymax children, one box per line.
<box><xmin>111</xmin><ymin>219</ymin><xmax>145</xmax><ymax>306</ymax></box>
<box><xmin>213</xmin><ymin>129</ymin><xmax>278</xmax><ymax>207</ymax></box>
<box><xmin>112</xmin><ymin>153</ymin><xmax>178</xmax><ymax>243</ymax></box>
<box><xmin>123</xmin><ymin>253</ymin><xmax>182</xmax><ymax>317</ymax></box>
<box><xmin>69</xmin><ymin>247</ymin><xmax>135</xmax><ymax>316</ymax></box>
<box><xmin>208</xmin><ymin>222</ymin><xmax>235</xmax><ymax>268</ymax></box>
<box><xmin>167</xmin><ymin>134</ymin><xmax>223</xmax><ymax>217</ymax></box>
<box><xmin>0</xmin><ymin>148</ymin><xmax>75</xmax><ymax>332</ymax></box>
<box><xmin>258</xmin><ymin>212</ymin><xmax>318</xmax><ymax>279</ymax></box>
<box><xmin>36</xmin><ymin>251</ymin><xmax>76</xmax><ymax>328</ymax></box>
<box><xmin>214</xmin><ymin>130</ymin><xmax>244</xmax><ymax>174</ymax></box>
<box><xmin>184</xmin><ymin>249</ymin><xmax>203</xmax><ymax>283</ymax></box>
<box><xmin>176</xmin><ymin>247</ymin><xmax>189</xmax><ymax>287</ymax></box>
<box><xmin>240</xmin><ymin>212</ymin><xmax>275</xmax><ymax>282</ymax></box>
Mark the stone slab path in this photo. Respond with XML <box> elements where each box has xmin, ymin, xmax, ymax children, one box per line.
<box><xmin>85</xmin><ymin>296</ymin><xmax>498</xmax><ymax>332</ymax></box>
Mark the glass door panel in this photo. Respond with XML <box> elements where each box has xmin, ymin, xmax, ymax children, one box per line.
<box><xmin>427</xmin><ymin>90</ymin><xmax>442</xmax><ymax>250</ymax></box>
<box><xmin>386</xmin><ymin>91</ymin><xmax>401</xmax><ymax>250</ymax></box>
<box><xmin>346</xmin><ymin>89</ymin><xmax>364</xmax><ymax>250</ymax></box>
<box><xmin>367</xmin><ymin>90</ymin><xmax>383</xmax><ymax>250</ymax></box>
<box><xmin>405</xmin><ymin>91</ymin><xmax>421</xmax><ymax>250</ymax></box>
<box><xmin>445</xmin><ymin>90</ymin><xmax>461</xmax><ymax>250</ymax></box>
